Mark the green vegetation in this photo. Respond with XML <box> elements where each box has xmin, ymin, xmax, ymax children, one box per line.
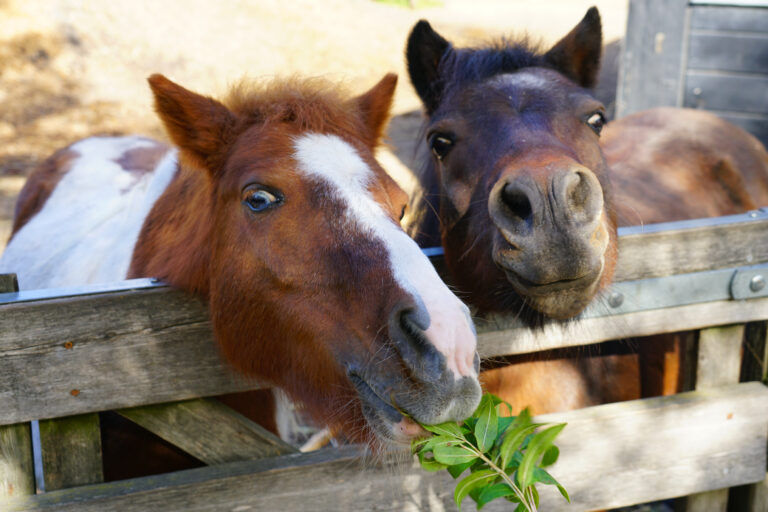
<box><xmin>411</xmin><ymin>394</ymin><xmax>569</xmax><ymax>511</ymax></box>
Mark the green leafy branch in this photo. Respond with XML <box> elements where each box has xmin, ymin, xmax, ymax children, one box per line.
<box><xmin>411</xmin><ymin>394</ymin><xmax>569</xmax><ymax>511</ymax></box>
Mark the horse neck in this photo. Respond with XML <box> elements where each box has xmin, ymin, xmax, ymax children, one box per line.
<box><xmin>128</xmin><ymin>162</ymin><xmax>213</xmax><ymax>296</ymax></box>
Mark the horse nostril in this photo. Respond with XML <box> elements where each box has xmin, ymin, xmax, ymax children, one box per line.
<box><xmin>560</xmin><ymin>169</ymin><xmax>603</xmax><ymax>224</ymax></box>
<box><xmin>501</xmin><ymin>183</ymin><xmax>533</xmax><ymax>226</ymax></box>
<box><xmin>389</xmin><ymin>305</ymin><xmax>443</xmax><ymax>380</ymax></box>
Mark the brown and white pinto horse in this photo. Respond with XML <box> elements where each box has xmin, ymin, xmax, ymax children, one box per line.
<box><xmin>405</xmin><ymin>8</ymin><xmax>768</xmax><ymax>413</ymax></box>
<box><xmin>0</xmin><ymin>74</ymin><xmax>481</xmax><ymax>449</ymax></box>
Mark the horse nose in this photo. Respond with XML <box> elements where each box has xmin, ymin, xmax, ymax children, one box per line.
<box><xmin>553</xmin><ymin>167</ymin><xmax>603</xmax><ymax>226</ymax></box>
<box><xmin>388</xmin><ymin>300</ymin><xmax>477</xmax><ymax>383</ymax></box>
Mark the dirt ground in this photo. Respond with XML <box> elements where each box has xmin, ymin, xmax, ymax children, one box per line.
<box><xmin>0</xmin><ymin>0</ymin><xmax>628</xmax><ymax>248</ymax></box>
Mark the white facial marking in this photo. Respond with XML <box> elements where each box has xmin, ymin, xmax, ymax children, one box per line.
<box><xmin>292</xmin><ymin>133</ymin><xmax>477</xmax><ymax>379</ymax></box>
<box><xmin>0</xmin><ymin>136</ymin><xmax>177</xmax><ymax>289</ymax></box>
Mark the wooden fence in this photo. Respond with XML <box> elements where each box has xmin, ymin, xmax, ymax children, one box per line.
<box><xmin>1</xmin><ymin>209</ymin><xmax>767</xmax><ymax>511</ymax></box>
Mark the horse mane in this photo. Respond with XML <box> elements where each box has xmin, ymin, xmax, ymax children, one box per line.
<box><xmin>438</xmin><ymin>37</ymin><xmax>546</xmax><ymax>96</ymax></box>
<box><xmin>224</xmin><ymin>76</ymin><xmax>369</xmax><ymax>137</ymax></box>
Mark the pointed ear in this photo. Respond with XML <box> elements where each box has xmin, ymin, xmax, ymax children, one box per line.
<box><xmin>406</xmin><ymin>20</ymin><xmax>451</xmax><ymax>114</ymax></box>
<box><xmin>355</xmin><ymin>73</ymin><xmax>398</xmax><ymax>146</ymax></box>
<box><xmin>147</xmin><ymin>74</ymin><xmax>237</xmax><ymax>172</ymax></box>
<box><xmin>544</xmin><ymin>7</ymin><xmax>602</xmax><ymax>88</ymax></box>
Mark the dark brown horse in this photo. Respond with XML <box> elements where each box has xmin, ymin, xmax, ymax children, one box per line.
<box><xmin>405</xmin><ymin>8</ymin><xmax>768</xmax><ymax>412</ymax></box>
<box><xmin>0</xmin><ymin>74</ymin><xmax>482</xmax><ymax>456</ymax></box>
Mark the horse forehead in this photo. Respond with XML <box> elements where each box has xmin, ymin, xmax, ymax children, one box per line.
<box><xmin>293</xmin><ymin>133</ymin><xmax>374</xmax><ymax>194</ymax></box>
<box><xmin>488</xmin><ymin>68</ymin><xmax>568</xmax><ymax>92</ymax></box>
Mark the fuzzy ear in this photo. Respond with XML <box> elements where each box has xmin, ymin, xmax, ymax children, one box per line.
<box><xmin>355</xmin><ymin>73</ymin><xmax>398</xmax><ymax>146</ymax></box>
<box><xmin>406</xmin><ymin>20</ymin><xmax>451</xmax><ymax>114</ymax></box>
<box><xmin>543</xmin><ymin>7</ymin><xmax>602</xmax><ymax>88</ymax></box>
<box><xmin>148</xmin><ymin>74</ymin><xmax>237</xmax><ymax>172</ymax></box>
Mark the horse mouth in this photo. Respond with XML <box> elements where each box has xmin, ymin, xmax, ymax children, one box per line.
<box><xmin>347</xmin><ymin>372</ymin><xmax>425</xmax><ymax>444</ymax></box>
<box><xmin>500</xmin><ymin>266</ymin><xmax>601</xmax><ymax>296</ymax></box>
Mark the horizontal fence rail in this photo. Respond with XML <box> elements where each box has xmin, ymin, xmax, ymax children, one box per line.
<box><xmin>1</xmin><ymin>210</ymin><xmax>767</xmax><ymax>426</ymax></box>
<box><xmin>5</xmin><ymin>383</ymin><xmax>767</xmax><ymax>512</ymax></box>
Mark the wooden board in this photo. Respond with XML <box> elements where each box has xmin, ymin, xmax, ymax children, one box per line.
<box><xmin>690</xmin><ymin>5</ymin><xmax>768</xmax><ymax>32</ymax></box>
<box><xmin>687</xmin><ymin>33</ymin><xmax>768</xmax><ymax>74</ymax></box>
<box><xmin>116</xmin><ymin>398</ymin><xmax>296</xmax><ymax>464</ymax></box>
<box><xmin>2</xmin><ymin>288</ymin><xmax>768</xmax><ymax>426</ymax></box>
<box><xmin>37</xmin><ymin>414</ymin><xmax>103</xmax><ymax>491</ymax></box>
<box><xmin>615</xmin><ymin>0</ymin><xmax>689</xmax><ymax>117</ymax></box>
<box><xmin>5</xmin><ymin>383</ymin><xmax>767</xmax><ymax>512</ymax></box>
<box><xmin>684</xmin><ymin>72</ymin><xmax>768</xmax><ymax>115</ymax></box>
<box><xmin>0</xmin><ymin>274</ymin><xmax>34</xmax><ymax>500</ymax></box>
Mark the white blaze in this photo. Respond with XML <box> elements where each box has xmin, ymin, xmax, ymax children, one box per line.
<box><xmin>292</xmin><ymin>133</ymin><xmax>477</xmax><ymax>378</ymax></box>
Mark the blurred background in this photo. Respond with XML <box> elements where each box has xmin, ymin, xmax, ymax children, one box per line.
<box><xmin>0</xmin><ymin>0</ymin><xmax>629</xmax><ymax>248</ymax></box>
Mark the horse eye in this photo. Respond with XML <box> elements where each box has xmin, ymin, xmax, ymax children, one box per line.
<box><xmin>243</xmin><ymin>187</ymin><xmax>281</xmax><ymax>213</ymax></box>
<box><xmin>429</xmin><ymin>134</ymin><xmax>454</xmax><ymax>161</ymax></box>
<box><xmin>399</xmin><ymin>204</ymin><xmax>407</xmax><ymax>221</ymax></box>
<box><xmin>587</xmin><ymin>112</ymin><xmax>606</xmax><ymax>135</ymax></box>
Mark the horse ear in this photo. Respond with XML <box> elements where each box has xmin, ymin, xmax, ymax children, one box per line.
<box><xmin>355</xmin><ymin>73</ymin><xmax>398</xmax><ymax>146</ymax></box>
<box><xmin>148</xmin><ymin>74</ymin><xmax>237</xmax><ymax>172</ymax></box>
<box><xmin>543</xmin><ymin>7</ymin><xmax>602</xmax><ymax>88</ymax></box>
<box><xmin>406</xmin><ymin>20</ymin><xmax>451</xmax><ymax>114</ymax></box>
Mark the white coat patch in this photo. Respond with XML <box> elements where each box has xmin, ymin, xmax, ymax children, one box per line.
<box><xmin>0</xmin><ymin>136</ymin><xmax>177</xmax><ymax>290</ymax></box>
<box><xmin>292</xmin><ymin>133</ymin><xmax>477</xmax><ymax>381</ymax></box>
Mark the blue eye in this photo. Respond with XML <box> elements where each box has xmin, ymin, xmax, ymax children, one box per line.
<box><xmin>243</xmin><ymin>187</ymin><xmax>282</xmax><ymax>213</ymax></box>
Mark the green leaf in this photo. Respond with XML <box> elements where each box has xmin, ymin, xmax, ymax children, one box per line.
<box><xmin>416</xmin><ymin>450</ymin><xmax>448</xmax><ymax>472</ymax></box>
<box><xmin>533</xmin><ymin>467</ymin><xmax>570</xmax><ymax>503</ymax></box>
<box><xmin>474</xmin><ymin>483</ymin><xmax>516</xmax><ymax>509</ymax></box>
<box><xmin>499</xmin><ymin>423</ymin><xmax>539</xmax><ymax>471</ymax></box>
<box><xmin>453</xmin><ymin>469</ymin><xmax>496</xmax><ymax>509</ymax></box>
<box><xmin>473</xmin><ymin>394</ymin><xmax>499</xmax><ymax>453</ymax></box>
<box><xmin>446</xmin><ymin>459</ymin><xmax>476</xmax><ymax>479</ymax></box>
<box><xmin>417</xmin><ymin>435</ymin><xmax>456</xmax><ymax>454</ymax></box>
<box><xmin>541</xmin><ymin>445</ymin><xmax>560</xmax><ymax>467</ymax></box>
<box><xmin>517</xmin><ymin>423</ymin><xmax>566</xmax><ymax>490</ymax></box>
<box><xmin>422</xmin><ymin>421</ymin><xmax>464</xmax><ymax>438</ymax></box>
<box><xmin>433</xmin><ymin>444</ymin><xmax>479</xmax><ymax>466</ymax></box>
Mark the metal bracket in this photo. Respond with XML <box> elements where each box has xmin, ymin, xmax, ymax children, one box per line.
<box><xmin>730</xmin><ymin>265</ymin><xmax>768</xmax><ymax>300</ymax></box>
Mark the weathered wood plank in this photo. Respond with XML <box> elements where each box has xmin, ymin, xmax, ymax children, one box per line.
<box><xmin>5</xmin><ymin>383</ymin><xmax>767</xmax><ymax>512</ymax></box>
<box><xmin>688</xmin><ymin>32</ymin><xmax>768</xmax><ymax>74</ymax></box>
<box><xmin>685</xmin><ymin>324</ymin><xmax>746</xmax><ymax>511</ymax></box>
<box><xmin>477</xmin><ymin>296</ymin><xmax>768</xmax><ymax>358</ymax></box>
<box><xmin>0</xmin><ymin>274</ymin><xmax>35</xmax><ymax>501</ymax></box>
<box><xmin>0</xmin><ymin>287</ymin><xmax>259</xmax><ymax>426</ymax></box>
<box><xmin>38</xmin><ymin>414</ymin><xmax>103</xmax><ymax>491</ymax></box>
<box><xmin>116</xmin><ymin>398</ymin><xmax>296</xmax><ymax>464</ymax></box>
<box><xmin>684</xmin><ymin>72</ymin><xmax>768</xmax><ymax>115</ymax></box>
<box><xmin>690</xmin><ymin>5</ymin><xmax>768</xmax><ymax>32</ymax></box>
<box><xmin>615</xmin><ymin>0</ymin><xmax>689</xmax><ymax>117</ymax></box>
<box><xmin>614</xmin><ymin>213</ymin><xmax>768</xmax><ymax>282</ymax></box>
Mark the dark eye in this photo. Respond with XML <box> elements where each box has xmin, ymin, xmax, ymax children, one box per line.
<box><xmin>242</xmin><ymin>186</ymin><xmax>282</xmax><ymax>213</ymax></box>
<box><xmin>429</xmin><ymin>134</ymin><xmax>454</xmax><ymax>161</ymax></box>
<box><xmin>399</xmin><ymin>204</ymin><xmax>407</xmax><ymax>221</ymax></box>
<box><xmin>586</xmin><ymin>112</ymin><xmax>606</xmax><ymax>135</ymax></box>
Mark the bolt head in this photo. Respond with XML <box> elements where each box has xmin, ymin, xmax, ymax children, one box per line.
<box><xmin>750</xmin><ymin>275</ymin><xmax>765</xmax><ymax>293</ymax></box>
<box><xmin>608</xmin><ymin>292</ymin><xmax>624</xmax><ymax>308</ymax></box>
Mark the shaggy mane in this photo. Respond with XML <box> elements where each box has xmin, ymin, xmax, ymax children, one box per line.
<box><xmin>224</xmin><ymin>76</ymin><xmax>365</xmax><ymax>135</ymax></box>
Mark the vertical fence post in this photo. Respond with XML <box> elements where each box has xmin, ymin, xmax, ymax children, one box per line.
<box><xmin>740</xmin><ymin>322</ymin><xmax>768</xmax><ymax>512</ymax></box>
<box><xmin>684</xmin><ymin>324</ymin><xmax>746</xmax><ymax>511</ymax></box>
<box><xmin>0</xmin><ymin>274</ymin><xmax>35</xmax><ymax>500</ymax></box>
<box><xmin>37</xmin><ymin>414</ymin><xmax>104</xmax><ymax>491</ymax></box>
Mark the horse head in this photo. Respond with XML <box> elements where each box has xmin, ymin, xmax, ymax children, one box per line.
<box><xmin>406</xmin><ymin>8</ymin><xmax>618</xmax><ymax>320</ymax></box>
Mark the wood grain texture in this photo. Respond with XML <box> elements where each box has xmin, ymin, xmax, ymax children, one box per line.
<box><xmin>0</xmin><ymin>287</ymin><xmax>259</xmax><ymax>426</ymax></box>
<box><xmin>614</xmin><ymin>216</ymin><xmax>768</xmax><ymax>282</ymax></box>
<box><xmin>685</xmin><ymin>325</ymin><xmax>746</xmax><ymax>511</ymax></box>
<box><xmin>5</xmin><ymin>383</ymin><xmax>768</xmax><ymax>512</ymax></box>
<box><xmin>615</xmin><ymin>0</ymin><xmax>689</xmax><ymax>117</ymax></box>
<box><xmin>0</xmin><ymin>274</ymin><xmax>34</xmax><ymax>501</ymax></box>
<box><xmin>38</xmin><ymin>414</ymin><xmax>103</xmax><ymax>491</ymax></box>
<box><xmin>116</xmin><ymin>398</ymin><xmax>296</xmax><ymax>464</ymax></box>
<box><xmin>477</xmin><ymin>297</ymin><xmax>768</xmax><ymax>358</ymax></box>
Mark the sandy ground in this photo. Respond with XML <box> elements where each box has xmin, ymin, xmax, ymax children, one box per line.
<box><xmin>0</xmin><ymin>0</ymin><xmax>628</xmax><ymax>247</ymax></box>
